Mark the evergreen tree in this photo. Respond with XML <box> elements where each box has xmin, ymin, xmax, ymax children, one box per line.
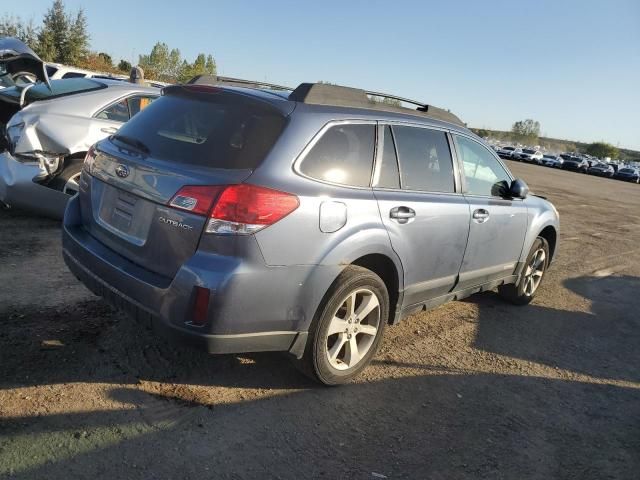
<box><xmin>64</xmin><ymin>8</ymin><xmax>89</xmax><ymax>64</ymax></box>
<box><xmin>38</xmin><ymin>0</ymin><xmax>68</xmax><ymax>62</ymax></box>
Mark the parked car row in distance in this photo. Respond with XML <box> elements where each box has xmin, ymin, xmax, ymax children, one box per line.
<box><xmin>494</xmin><ymin>144</ymin><xmax>639</xmax><ymax>184</ymax></box>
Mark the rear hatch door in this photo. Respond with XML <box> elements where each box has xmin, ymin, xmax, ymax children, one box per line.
<box><xmin>81</xmin><ymin>86</ymin><xmax>292</xmax><ymax>278</ymax></box>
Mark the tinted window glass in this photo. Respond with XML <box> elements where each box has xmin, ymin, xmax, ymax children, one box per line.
<box><xmin>128</xmin><ymin>95</ymin><xmax>156</xmax><ymax>117</ymax></box>
<box><xmin>455</xmin><ymin>135</ymin><xmax>511</xmax><ymax>197</ymax></box>
<box><xmin>113</xmin><ymin>90</ymin><xmax>286</xmax><ymax>170</ymax></box>
<box><xmin>373</xmin><ymin>125</ymin><xmax>400</xmax><ymax>189</ymax></box>
<box><xmin>392</xmin><ymin>126</ymin><xmax>454</xmax><ymax>193</ymax></box>
<box><xmin>96</xmin><ymin>99</ymin><xmax>130</xmax><ymax>122</ymax></box>
<box><xmin>46</xmin><ymin>65</ymin><xmax>58</xmax><ymax>77</ymax></box>
<box><xmin>300</xmin><ymin>124</ymin><xmax>375</xmax><ymax>187</ymax></box>
<box><xmin>0</xmin><ymin>78</ymin><xmax>105</xmax><ymax>103</ymax></box>
<box><xmin>61</xmin><ymin>72</ymin><xmax>87</xmax><ymax>79</ymax></box>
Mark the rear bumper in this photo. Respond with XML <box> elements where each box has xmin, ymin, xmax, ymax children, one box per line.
<box><xmin>61</xmin><ymin>195</ymin><xmax>333</xmax><ymax>356</ymax></box>
<box><xmin>0</xmin><ymin>151</ymin><xmax>68</xmax><ymax>218</ymax></box>
<box><xmin>63</xmin><ymin>248</ymin><xmax>305</xmax><ymax>354</ymax></box>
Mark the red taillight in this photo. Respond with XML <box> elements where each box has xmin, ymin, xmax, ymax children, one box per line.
<box><xmin>169</xmin><ymin>185</ymin><xmax>224</xmax><ymax>216</ymax></box>
<box><xmin>192</xmin><ymin>286</ymin><xmax>210</xmax><ymax>326</ymax></box>
<box><xmin>169</xmin><ymin>184</ymin><xmax>299</xmax><ymax>234</ymax></box>
<box><xmin>211</xmin><ymin>184</ymin><xmax>299</xmax><ymax>225</ymax></box>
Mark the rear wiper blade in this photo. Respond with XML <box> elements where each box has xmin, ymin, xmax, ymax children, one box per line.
<box><xmin>112</xmin><ymin>134</ymin><xmax>150</xmax><ymax>154</ymax></box>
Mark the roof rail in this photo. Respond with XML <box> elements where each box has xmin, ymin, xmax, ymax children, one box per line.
<box><xmin>187</xmin><ymin>74</ymin><xmax>293</xmax><ymax>91</ymax></box>
<box><xmin>288</xmin><ymin>82</ymin><xmax>464</xmax><ymax>127</ymax></box>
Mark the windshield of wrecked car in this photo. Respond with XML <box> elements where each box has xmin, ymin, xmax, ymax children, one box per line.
<box><xmin>0</xmin><ymin>78</ymin><xmax>106</xmax><ymax>103</ymax></box>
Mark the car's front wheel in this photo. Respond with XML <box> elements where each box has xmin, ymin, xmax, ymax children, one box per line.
<box><xmin>297</xmin><ymin>266</ymin><xmax>388</xmax><ymax>385</ymax></box>
<box><xmin>498</xmin><ymin>237</ymin><xmax>549</xmax><ymax>305</ymax></box>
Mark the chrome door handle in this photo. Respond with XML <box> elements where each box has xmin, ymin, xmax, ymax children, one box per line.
<box><xmin>472</xmin><ymin>209</ymin><xmax>490</xmax><ymax>223</ymax></box>
<box><xmin>101</xmin><ymin>126</ymin><xmax>118</xmax><ymax>134</ymax></box>
<box><xmin>390</xmin><ymin>206</ymin><xmax>416</xmax><ymax>224</ymax></box>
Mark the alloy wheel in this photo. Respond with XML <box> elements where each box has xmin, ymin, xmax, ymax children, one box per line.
<box><xmin>523</xmin><ymin>248</ymin><xmax>546</xmax><ymax>296</ymax></box>
<box><xmin>325</xmin><ymin>288</ymin><xmax>381</xmax><ymax>371</ymax></box>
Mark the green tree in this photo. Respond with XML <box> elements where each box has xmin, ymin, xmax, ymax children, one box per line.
<box><xmin>205</xmin><ymin>54</ymin><xmax>216</xmax><ymax>75</ymax></box>
<box><xmin>179</xmin><ymin>53</ymin><xmax>217</xmax><ymax>82</ymax></box>
<box><xmin>586</xmin><ymin>142</ymin><xmax>618</xmax><ymax>159</ymax></box>
<box><xmin>138</xmin><ymin>42</ymin><xmax>183</xmax><ymax>82</ymax></box>
<box><xmin>140</xmin><ymin>42</ymin><xmax>216</xmax><ymax>82</ymax></box>
<box><xmin>511</xmin><ymin>119</ymin><xmax>541</xmax><ymax>143</ymax></box>
<box><xmin>0</xmin><ymin>15</ymin><xmax>40</xmax><ymax>49</ymax></box>
<box><xmin>118</xmin><ymin>59</ymin><xmax>132</xmax><ymax>72</ymax></box>
<box><xmin>37</xmin><ymin>0</ymin><xmax>68</xmax><ymax>62</ymax></box>
<box><xmin>36</xmin><ymin>1</ymin><xmax>89</xmax><ymax>64</ymax></box>
<box><xmin>63</xmin><ymin>8</ymin><xmax>89</xmax><ymax>64</ymax></box>
<box><xmin>97</xmin><ymin>52</ymin><xmax>113</xmax><ymax>67</ymax></box>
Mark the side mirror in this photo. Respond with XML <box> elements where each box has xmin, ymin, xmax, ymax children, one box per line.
<box><xmin>509</xmin><ymin>179</ymin><xmax>529</xmax><ymax>199</ymax></box>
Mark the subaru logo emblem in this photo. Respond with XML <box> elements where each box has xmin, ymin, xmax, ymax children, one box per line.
<box><xmin>115</xmin><ymin>164</ymin><xmax>130</xmax><ymax>178</ymax></box>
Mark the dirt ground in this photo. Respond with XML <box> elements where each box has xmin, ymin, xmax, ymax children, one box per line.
<box><xmin>1</xmin><ymin>161</ymin><xmax>639</xmax><ymax>479</ymax></box>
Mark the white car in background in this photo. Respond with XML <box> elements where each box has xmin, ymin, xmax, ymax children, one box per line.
<box><xmin>541</xmin><ymin>154</ymin><xmax>563</xmax><ymax>167</ymax></box>
<box><xmin>515</xmin><ymin>148</ymin><xmax>544</xmax><ymax>163</ymax></box>
<box><xmin>46</xmin><ymin>63</ymin><xmax>127</xmax><ymax>81</ymax></box>
<box><xmin>497</xmin><ymin>146</ymin><xmax>517</xmax><ymax>159</ymax></box>
<box><xmin>46</xmin><ymin>63</ymin><xmax>169</xmax><ymax>88</ymax></box>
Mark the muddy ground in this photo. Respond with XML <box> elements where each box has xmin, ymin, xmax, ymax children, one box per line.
<box><xmin>1</xmin><ymin>161</ymin><xmax>639</xmax><ymax>479</ymax></box>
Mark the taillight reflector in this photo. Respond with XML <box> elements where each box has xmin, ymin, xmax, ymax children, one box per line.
<box><xmin>192</xmin><ymin>286</ymin><xmax>210</xmax><ymax>326</ymax></box>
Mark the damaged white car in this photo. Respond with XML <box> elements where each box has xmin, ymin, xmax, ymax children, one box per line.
<box><xmin>0</xmin><ymin>38</ymin><xmax>159</xmax><ymax>218</ymax></box>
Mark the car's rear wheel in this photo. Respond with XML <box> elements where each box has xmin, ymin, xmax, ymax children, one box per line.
<box><xmin>296</xmin><ymin>266</ymin><xmax>388</xmax><ymax>385</ymax></box>
<box><xmin>498</xmin><ymin>237</ymin><xmax>549</xmax><ymax>305</ymax></box>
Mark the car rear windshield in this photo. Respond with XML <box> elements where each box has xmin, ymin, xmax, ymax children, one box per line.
<box><xmin>112</xmin><ymin>89</ymin><xmax>287</xmax><ymax>170</ymax></box>
<box><xmin>0</xmin><ymin>78</ymin><xmax>106</xmax><ymax>104</ymax></box>
<box><xmin>543</xmin><ymin>155</ymin><xmax>555</xmax><ymax>159</ymax></box>
<box><xmin>523</xmin><ymin>149</ymin><xmax>536</xmax><ymax>154</ymax></box>
<box><xmin>619</xmin><ymin>168</ymin><xmax>635</xmax><ymax>173</ymax></box>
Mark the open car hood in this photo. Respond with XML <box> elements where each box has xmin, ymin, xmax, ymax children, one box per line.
<box><xmin>0</xmin><ymin>37</ymin><xmax>50</xmax><ymax>89</ymax></box>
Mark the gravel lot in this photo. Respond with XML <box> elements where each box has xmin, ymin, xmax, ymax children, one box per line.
<box><xmin>1</xmin><ymin>161</ymin><xmax>639</xmax><ymax>479</ymax></box>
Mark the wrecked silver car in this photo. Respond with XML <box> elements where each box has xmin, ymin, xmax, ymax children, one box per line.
<box><xmin>0</xmin><ymin>38</ymin><xmax>160</xmax><ymax>218</ymax></box>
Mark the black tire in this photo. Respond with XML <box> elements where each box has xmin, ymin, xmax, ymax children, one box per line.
<box><xmin>49</xmin><ymin>159</ymin><xmax>84</xmax><ymax>195</ymax></box>
<box><xmin>295</xmin><ymin>266</ymin><xmax>389</xmax><ymax>385</ymax></box>
<box><xmin>498</xmin><ymin>237</ymin><xmax>550</xmax><ymax>305</ymax></box>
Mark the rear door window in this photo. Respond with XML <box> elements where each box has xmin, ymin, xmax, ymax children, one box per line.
<box><xmin>112</xmin><ymin>89</ymin><xmax>287</xmax><ymax>170</ymax></box>
<box><xmin>392</xmin><ymin>126</ymin><xmax>455</xmax><ymax>193</ymax></box>
<box><xmin>299</xmin><ymin>123</ymin><xmax>375</xmax><ymax>187</ymax></box>
<box><xmin>96</xmin><ymin>99</ymin><xmax>130</xmax><ymax>122</ymax></box>
<box><xmin>96</xmin><ymin>95</ymin><xmax>157</xmax><ymax>123</ymax></box>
